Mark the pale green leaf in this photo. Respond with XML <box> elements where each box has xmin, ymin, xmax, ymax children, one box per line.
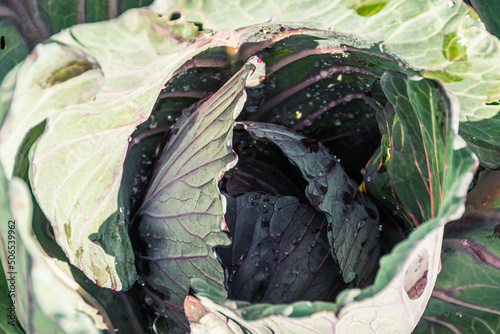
<box><xmin>151</xmin><ymin>0</ymin><xmax>500</xmax><ymax>168</ymax></box>
<box><xmin>17</xmin><ymin>8</ymin><xmax>231</xmax><ymax>291</ymax></box>
<box><xmin>134</xmin><ymin>57</ymin><xmax>262</xmax><ymax>332</ymax></box>
<box><xmin>0</xmin><ymin>166</ymin><xmax>104</xmax><ymax>333</ymax></box>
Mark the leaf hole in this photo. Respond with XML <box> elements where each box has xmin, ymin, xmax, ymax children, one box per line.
<box><xmin>193</xmin><ymin>22</ymin><xmax>204</xmax><ymax>31</ymax></box>
<box><xmin>170</xmin><ymin>12</ymin><xmax>181</xmax><ymax>20</ymax></box>
<box><xmin>404</xmin><ymin>249</ymin><xmax>429</xmax><ymax>299</ymax></box>
<box><xmin>0</xmin><ymin>36</ymin><xmax>5</xmax><ymax>50</ymax></box>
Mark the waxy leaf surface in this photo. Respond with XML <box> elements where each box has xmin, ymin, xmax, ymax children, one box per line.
<box><xmin>365</xmin><ymin>72</ymin><xmax>476</xmax><ymax>228</ymax></box>
<box><xmin>153</xmin><ymin>0</ymin><xmax>500</xmax><ymax>168</ymax></box>
<box><xmin>0</xmin><ymin>0</ymin><xmax>154</xmax><ymax>84</ymax></box>
<box><xmin>21</xmin><ymin>8</ymin><xmax>230</xmax><ymax>290</ymax></box>
<box><xmin>134</xmin><ymin>57</ymin><xmax>261</xmax><ymax>332</ymax></box>
<box><xmin>187</xmin><ymin>279</ymin><xmax>338</xmax><ymax>334</ymax></box>
<box><xmin>416</xmin><ymin>210</ymin><xmax>500</xmax><ymax>334</ymax></box>
<box><xmin>242</xmin><ymin>122</ymin><xmax>381</xmax><ymax>284</ymax></box>
<box><xmin>0</xmin><ymin>166</ymin><xmax>104</xmax><ymax>333</ymax></box>
<box><xmin>188</xmin><ymin>69</ymin><xmax>477</xmax><ymax>334</ymax></box>
<box><xmin>218</xmin><ymin>192</ymin><xmax>343</xmax><ymax>304</ymax></box>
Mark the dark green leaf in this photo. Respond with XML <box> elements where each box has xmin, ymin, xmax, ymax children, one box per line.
<box><xmin>0</xmin><ymin>20</ymin><xmax>28</xmax><ymax>86</ymax></box>
<box><xmin>218</xmin><ymin>193</ymin><xmax>345</xmax><ymax>304</ymax></box>
<box><xmin>156</xmin><ymin>0</ymin><xmax>500</xmax><ymax>168</ymax></box>
<box><xmin>222</xmin><ymin>130</ymin><xmax>307</xmax><ymax>199</ymax></box>
<box><xmin>242</xmin><ymin>122</ymin><xmax>381</xmax><ymax>285</ymax></box>
<box><xmin>365</xmin><ymin>72</ymin><xmax>478</xmax><ymax>229</ymax></box>
<box><xmin>468</xmin><ymin>0</ymin><xmax>500</xmax><ymax>39</ymax></box>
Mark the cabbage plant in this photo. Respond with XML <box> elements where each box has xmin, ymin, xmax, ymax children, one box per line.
<box><xmin>1</xmin><ymin>0</ymin><xmax>500</xmax><ymax>333</ymax></box>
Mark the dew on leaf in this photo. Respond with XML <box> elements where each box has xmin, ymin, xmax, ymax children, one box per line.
<box><xmin>246</xmin><ymin>106</ymin><xmax>258</xmax><ymax>113</ymax></box>
<box><xmin>357</xmin><ymin>220</ymin><xmax>366</xmax><ymax>230</ymax></box>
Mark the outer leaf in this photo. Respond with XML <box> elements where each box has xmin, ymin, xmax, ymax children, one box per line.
<box><xmin>30</xmin><ymin>197</ymin><xmax>148</xmax><ymax>333</ymax></box>
<box><xmin>188</xmin><ymin>219</ymin><xmax>445</xmax><ymax>334</ymax></box>
<box><xmin>467</xmin><ymin>0</ymin><xmax>500</xmax><ymax>39</ymax></box>
<box><xmin>13</xmin><ymin>8</ymin><xmax>231</xmax><ymax>290</ymax></box>
<box><xmin>465</xmin><ymin>169</ymin><xmax>500</xmax><ymax>210</ymax></box>
<box><xmin>0</xmin><ymin>167</ymin><xmax>104</xmax><ymax>333</ymax></box>
<box><xmin>218</xmin><ymin>193</ymin><xmax>343</xmax><ymax>304</ymax></box>
<box><xmin>0</xmin><ymin>43</ymin><xmax>104</xmax><ymax>177</ymax></box>
<box><xmin>242</xmin><ymin>122</ymin><xmax>381</xmax><ymax>285</ymax></box>
<box><xmin>415</xmin><ymin>210</ymin><xmax>500</xmax><ymax>334</ymax></box>
<box><xmin>152</xmin><ymin>0</ymin><xmax>500</xmax><ymax>168</ymax></box>
<box><xmin>0</xmin><ymin>267</ymin><xmax>23</xmax><ymax>333</ymax></box>
<box><xmin>0</xmin><ymin>0</ymin><xmax>154</xmax><ymax>84</ymax></box>
<box><xmin>0</xmin><ymin>175</ymin><xmax>23</xmax><ymax>334</ymax></box>
<box><xmin>332</xmin><ymin>74</ymin><xmax>477</xmax><ymax>332</ymax></box>
<box><xmin>187</xmin><ymin>280</ymin><xmax>338</xmax><ymax>334</ymax></box>
<box><xmin>134</xmin><ymin>57</ymin><xmax>262</xmax><ymax>331</ymax></box>
<box><xmin>189</xmin><ymin>69</ymin><xmax>477</xmax><ymax>334</ymax></box>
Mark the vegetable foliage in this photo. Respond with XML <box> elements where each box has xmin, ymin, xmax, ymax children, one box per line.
<box><xmin>1</xmin><ymin>0</ymin><xmax>500</xmax><ymax>333</ymax></box>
